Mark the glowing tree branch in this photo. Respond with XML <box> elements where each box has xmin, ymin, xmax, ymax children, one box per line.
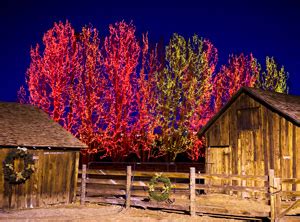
<box><xmin>25</xmin><ymin>21</ymin><xmax>80</xmax><ymax>128</ymax></box>
<box><xmin>133</xmin><ymin>33</ymin><xmax>163</xmax><ymax>161</ymax></box>
<box><xmin>257</xmin><ymin>56</ymin><xmax>288</xmax><ymax>93</ymax></box>
<box><xmin>102</xmin><ymin>21</ymin><xmax>140</xmax><ymax>161</ymax></box>
<box><xmin>20</xmin><ymin>22</ymin><xmax>104</xmax><ymax>155</ymax></box>
<box><xmin>213</xmin><ymin>53</ymin><xmax>260</xmax><ymax>112</ymax></box>
<box><xmin>71</xmin><ymin>26</ymin><xmax>104</xmax><ymax>152</ymax></box>
<box><xmin>184</xmin><ymin>36</ymin><xmax>217</xmax><ymax>160</ymax></box>
<box><xmin>156</xmin><ymin>34</ymin><xmax>209</xmax><ymax>161</ymax></box>
<box><xmin>187</xmin><ymin>37</ymin><xmax>218</xmax><ymax>132</ymax></box>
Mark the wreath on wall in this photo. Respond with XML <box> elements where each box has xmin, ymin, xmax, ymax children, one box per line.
<box><xmin>148</xmin><ymin>173</ymin><xmax>172</xmax><ymax>202</ymax></box>
<box><xmin>3</xmin><ymin>149</ymin><xmax>35</xmax><ymax>184</ymax></box>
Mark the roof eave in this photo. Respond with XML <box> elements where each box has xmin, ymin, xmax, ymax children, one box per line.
<box><xmin>0</xmin><ymin>144</ymin><xmax>87</xmax><ymax>150</ymax></box>
<box><xmin>198</xmin><ymin>87</ymin><xmax>300</xmax><ymax>137</ymax></box>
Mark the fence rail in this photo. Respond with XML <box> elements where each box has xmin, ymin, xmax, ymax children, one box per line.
<box><xmin>78</xmin><ymin>165</ymin><xmax>300</xmax><ymax>221</ymax></box>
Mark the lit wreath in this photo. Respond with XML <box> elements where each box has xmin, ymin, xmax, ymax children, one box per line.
<box><xmin>3</xmin><ymin>149</ymin><xmax>35</xmax><ymax>184</ymax></box>
<box><xmin>148</xmin><ymin>173</ymin><xmax>172</xmax><ymax>202</ymax></box>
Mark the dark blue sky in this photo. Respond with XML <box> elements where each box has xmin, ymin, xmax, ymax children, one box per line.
<box><xmin>0</xmin><ymin>0</ymin><xmax>299</xmax><ymax>101</ymax></box>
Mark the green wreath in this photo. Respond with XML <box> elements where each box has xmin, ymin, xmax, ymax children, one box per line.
<box><xmin>148</xmin><ymin>173</ymin><xmax>172</xmax><ymax>202</ymax></box>
<box><xmin>3</xmin><ymin>149</ymin><xmax>35</xmax><ymax>184</ymax></box>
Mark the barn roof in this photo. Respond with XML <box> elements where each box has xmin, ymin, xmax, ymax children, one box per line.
<box><xmin>198</xmin><ymin>87</ymin><xmax>300</xmax><ymax>136</ymax></box>
<box><xmin>0</xmin><ymin>102</ymin><xmax>87</xmax><ymax>149</ymax></box>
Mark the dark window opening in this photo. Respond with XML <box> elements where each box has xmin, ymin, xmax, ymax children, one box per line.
<box><xmin>237</xmin><ymin>107</ymin><xmax>259</xmax><ymax>130</ymax></box>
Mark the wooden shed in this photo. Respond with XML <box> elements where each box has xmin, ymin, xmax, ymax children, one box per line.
<box><xmin>198</xmin><ymin>87</ymin><xmax>300</xmax><ymax>189</ymax></box>
<box><xmin>0</xmin><ymin>102</ymin><xmax>87</xmax><ymax>209</ymax></box>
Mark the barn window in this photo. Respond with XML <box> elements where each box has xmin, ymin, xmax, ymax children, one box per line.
<box><xmin>237</xmin><ymin>107</ymin><xmax>259</xmax><ymax>130</ymax></box>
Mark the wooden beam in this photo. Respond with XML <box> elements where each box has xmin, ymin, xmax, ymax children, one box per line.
<box><xmin>79</xmin><ymin>169</ymin><xmax>267</xmax><ymax>182</ymax></box>
<box><xmin>84</xmin><ymin>178</ymin><xmax>126</xmax><ymax>186</ymax></box>
<box><xmin>241</xmin><ymin>167</ymin><xmax>246</xmax><ymax>199</ymax></box>
<box><xmin>72</xmin><ymin>152</ymin><xmax>80</xmax><ymax>203</ymax></box>
<box><xmin>79</xmin><ymin>169</ymin><xmax>189</xmax><ymax>179</ymax></box>
<box><xmin>195</xmin><ymin>184</ymin><xmax>268</xmax><ymax>193</ymax></box>
<box><xmin>281</xmin><ymin>191</ymin><xmax>300</xmax><ymax>197</ymax></box>
<box><xmin>274</xmin><ymin>178</ymin><xmax>282</xmax><ymax>220</ymax></box>
<box><xmin>79</xmin><ymin>169</ymin><xmax>126</xmax><ymax>176</ymax></box>
<box><xmin>196</xmin><ymin>173</ymin><xmax>267</xmax><ymax>181</ymax></box>
<box><xmin>269</xmin><ymin>169</ymin><xmax>275</xmax><ymax>222</ymax></box>
<box><xmin>190</xmin><ymin>167</ymin><xmax>196</xmax><ymax>216</ymax></box>
<box><xmin>281</xmin><ymin>178</ymin><xmax>300</xmax><ymax>184</ymax></box>
<box><xmin>80</xmin><ymin>164</ymin><xmax>87</xmax><ymax>205</ymax></box>
<box><xmin>126</xmin><ymin>166</ymin><xmax>132</xmax><ymax>209</ymax></box>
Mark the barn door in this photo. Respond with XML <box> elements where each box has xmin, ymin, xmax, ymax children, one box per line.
<box><xmin>206</xmin><ymin>147</ymin><xmax>231</xmax><ymax>191</ymax></box>
<box><xmin>207</xmin><ymin>147</ymin><xmax>231</xmax><ymax>174</ymax></box>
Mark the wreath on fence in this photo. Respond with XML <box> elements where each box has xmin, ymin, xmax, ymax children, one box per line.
<box><xmin>148</xmin><ymin>173</ymin><xmax>172</xmax><ymax>202</ymax></box>
<box><xmin>3</xmin><ymin>149</ymin><xmax>35</xmax><ymax>184</ymax></box>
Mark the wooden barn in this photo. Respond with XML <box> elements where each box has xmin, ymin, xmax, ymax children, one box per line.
<box><xmin>198</xmin><ymin>87</ymin><xmax>300</xmax><ymax>190</ymax></box>
<box><xmin>0</xmin><ymin>102</ymin><xmax>87</xmax><ymax>209</ymax></box>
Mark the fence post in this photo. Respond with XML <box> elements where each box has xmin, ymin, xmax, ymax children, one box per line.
<box><xmin>190</xmin><ymin>167</ymin><xmax>196</xmax><ymax>216</ymax></box>
<box><xmin>274</xmin><ymin>178</ymin><xmax>282</xmax><ymax>220</ymax></box>
<box><xmin>126</xmin><ymin>166</ymin><xmax>132</xmax><ymax>209</ymax></box>
<box><xmin>269</xmin><ymin>169</ymin><xmax>275</xmax><ymax>222</ymax></box>
<box><xmin>80</xmin><ymin>164</ymin><xmax>87</xmax><ymax>205</ymax></box>
<box><xmin>241</xmin><ymin>167</ymin><xmax>246</xmax><ymax>198</ymax></box>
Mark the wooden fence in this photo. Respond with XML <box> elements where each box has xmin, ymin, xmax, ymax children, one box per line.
<box><xmin>269</xmin><ymin>177</ymin><xmax>300</xmax><ymax>221</ymax></box>
<box><xmin>78</xmin><ymin>165</ymin><xmax>300</xmax><ymax>221</ymax></box>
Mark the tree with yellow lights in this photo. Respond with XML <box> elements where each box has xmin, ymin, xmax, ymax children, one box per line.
<box><xmin>155</xmin><ymin>34</ymin><xmax>216</xmax><ymax>160</ymax></box>
<box><xmin>257</xmin><ymin>56</ymin><xmax>288</xmax><ymax>93</ymax></box>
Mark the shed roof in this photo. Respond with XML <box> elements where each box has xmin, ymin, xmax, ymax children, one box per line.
<box><xmin>0</xmin><ymin>102</ymin><xmax>87</xmax><ymax>149</ymax></box>
<box><xmin>198</xmin><ymin>87</ymin><xmax>300</xmax><ymax>136</ymax></box>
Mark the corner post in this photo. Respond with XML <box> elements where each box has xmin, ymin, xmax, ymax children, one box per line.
<box><xmin>269</xmin><ymin>169</ymin><xmax>275</xmax><ymax>222</ymax></box>
<box><xmin>126</xmin><ymin>166</ymin><xmax>132</xmax><ymax>209</ymax></box>
<box><xmin>190</xmin><ymin>167</ymin><xmax>196</xmax><ymax>216</ymax></box>
<box><xmin>274</xmin><ymin>177</ymin><xmax>282</xmax><ymax>220</ymax></box>
<box><xmin>241</xmin><ymin>167</ymin><xmax>246</xmax><ymax>198</ymax></box>
<box><xmin>80</xmin><ymin>164</ymin><xmax>87</xmax><ymax>205</ymax></box>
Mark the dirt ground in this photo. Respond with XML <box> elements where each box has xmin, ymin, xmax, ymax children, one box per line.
<box><xmin>1</xmin><ymin>194</ymin><xmax>300</xmax><ymax>221</ymax></box>
<box><xmin>0</xmin><ymin>203</ymin><xmax>238</xmax><ymax>222</ymax></box>
<box><xmin>194</xmin><ymin>193</ymin><xmax>270</xmax><ymax>215</ymax></box>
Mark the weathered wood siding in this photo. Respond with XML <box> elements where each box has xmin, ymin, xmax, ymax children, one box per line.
<box><xmin>0</xmin><ymin>148</ymin><xmax>79</xmax><ymax>209</ymax></box>
<box><xmin>205</xmin><ymin>93</ymin><xmax>300</xmax><ymax>192</ymax></box>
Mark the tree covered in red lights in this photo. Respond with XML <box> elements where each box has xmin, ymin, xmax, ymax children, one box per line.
<box><xmin>71</xmin><ymin>26</ymin><xmax>104</xmax><ymax>152</ymax></box>
<box><xmin>22</xmin><ymin>21</ymin><xmax>80</xmax><ymax>127</ymax></box>
<box><xmin>213</xmin><ymin>53</ymin><xmax>261</xmax><ymax>112</ymax></box>
<box><xmin>101</xmin><ymin>21</ymin><xmax>141</xmax><ymax>161</ymax></box>
<box><xmin>19</xmin><ymin>22</ymin><xmax>105</xmax><ymax>154</ymax></box>
<box><xmin>133</xmin><ymin>33</ymin><xmax>163</xmax><ymax>161</ymax></box>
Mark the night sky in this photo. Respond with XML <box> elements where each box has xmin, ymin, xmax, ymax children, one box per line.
<box><xmin>0</xmin><ymin>0</ymin><xmax>299</xmax><ymax>102</ymax></box>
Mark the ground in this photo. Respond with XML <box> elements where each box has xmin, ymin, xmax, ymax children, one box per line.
<box><xmin>0</xmin><ymin>204</ymin><xmax>237</xmax><ymax>222</ymax></box>
<box><xmin>1</xmin><ymin>194</ymin><xmax>300</xmax><ymax>221</ymax></box>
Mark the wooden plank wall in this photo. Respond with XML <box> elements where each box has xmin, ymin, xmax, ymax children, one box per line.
<box><xmin>207</xmin><ymin>114</ymin><xmax>230</xmax><ymax>147</ymax></box>
<box><xmin>261</xmin><ymin>107</ymin><xmax>299</xmax><ymax>192</ymax></box>
<box><xmin>0</xmin><ymin>148</ymin><xmax>79</xmax><ymax>209</ymax></box>
<box><xmin>296</xmin><ymin>127</ymin><xmax>300</xmax><ymax>191</ymax></box>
